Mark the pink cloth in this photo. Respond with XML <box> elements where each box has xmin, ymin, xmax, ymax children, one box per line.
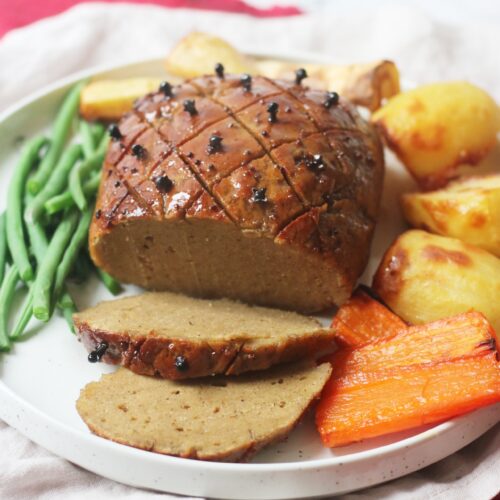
<box><xmin>0</xmin><ymin>0</ymin><xmax>301</xmax><ymax>37</ymax></box>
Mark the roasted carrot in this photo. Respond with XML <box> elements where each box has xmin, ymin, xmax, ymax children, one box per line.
<box><xmin>328</xmin><ymin>311</ymin><xmax>497</xmax><ymax>379</ymax></box>
<box><xmin>319</xmin><ymin>295</ymin><xmax>500</xmax><ymax>448</ymax></box>
<box><xmin>332</xmin><ymin>287</ymin><xmax>407</xmax><ymax>347</ymax></box>
<box><xmin>316</xmin><ymin>353</ymin><xmax>500</xmax><ymax>447</ymax></box>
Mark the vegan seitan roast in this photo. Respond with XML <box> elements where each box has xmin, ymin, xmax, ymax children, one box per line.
<box><xmin>89</xmin><ymin>71</ymin><xmax>384</xmax><ymax>312</ymax></box>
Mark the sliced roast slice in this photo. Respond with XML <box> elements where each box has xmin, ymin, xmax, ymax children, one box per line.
<box><xmin>76</xmin><ymin>362</ymin><xmax>332</xmax><ymax>462</ymax></box>
<box><xmin>74</xmin><ymin>292</ymin><xmax>336</xmax><ymax>380</ymax></box>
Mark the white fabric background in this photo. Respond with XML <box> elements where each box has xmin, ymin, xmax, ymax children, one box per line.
<box><xmin>0</xmin><ymin>2</ymin><xmax>499</xmax><ymax>499</ymax></box>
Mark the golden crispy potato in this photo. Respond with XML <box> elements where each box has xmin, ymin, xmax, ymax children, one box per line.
<box><xmin>372</xmin><ymin>82</ymin><xmax>500</xmax><ymax>189</ymax></box>
<box><xmin>80</xmin><ymin>78</ymin><xmax>162</xmax><ymax>121</ymax></box>
<box><xmin>372</xmin><ymin>230</ymin><xmax>500</xmax><ymax>332</ymax></box>
<box><xmin>165</xmin><ymin>32</ymin><xmax>254</xmax><ymax>78</ymax></box>
<box><xmin>166</xmin><ymin>32</ymin><xmax>400</xmax><ymax>110</ymax></box>
<box><xmin>402</xmin><ymin>175</ymin><xmax>500</xmax><ymax>256</ymax></box>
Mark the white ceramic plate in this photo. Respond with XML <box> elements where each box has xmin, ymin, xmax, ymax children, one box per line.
<box><xmin>0</xmin><ymin>52</ymin><xmax>499</xmax><ymax>500</ymax></box>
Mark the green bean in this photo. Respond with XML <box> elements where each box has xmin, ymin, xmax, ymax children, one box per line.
<box><xmin>79</xmin><ymin>120</ymin><xmax>96</xmax><ymax>159</ymax></box>
<box><xmin>44</xmin><ymin>170</ymin><xmax>100</xmax><ymax>215</ymax></box>
<box><xmin>0</xmin><ymin>213</ymin><xmax>6</xmax><ymax>284</ymax></box>
<box><xmin>12</xmin><ymin>287</ymin><xmax>76</xmax><ymax>340</ymax></box>
<box><xmin>32</xmin><ymin>210</ymin><xmax>79</xmax><ymax>321</ymax></box>
<box><xmin>26</xmin><ymin>144</ymin><xmax>82</xmax><ymax>223</ymax></box>
<box><xmin>52</xmin><ymin>207</ymin><xmax>93</xmax><ymax>301</ymax></box>
<box><xmin>9</xmin><ymin>287</ymin><xmax>33</xmax><ymax>340</ymax></box>
<box><xmin>58</xmin><ymin>289</ymin><xmax>76</xmax><ymax>310</ymax></box>
<box><xmin>9</xmin><ymin>216</ymin><xmax>48</xmax><ymax>338</ymax></box>
<box><xmin>91</xmin><ymin>122</ymin><xmax>106</xmax><ymax>145</ymax></box>
<box><xmin>0</xmin><ymin>266</ymin><xmax>19</xmax><ymax>351</ymax></box>
<box><xmin>61</xmin><ymin>300</ymin><xmax>77</xmax><ymax>334</ymax></box>
<box><xmin>97</xmin><ymin>268</ymin><xmax>122</xmax><ymax>295</ymax></box>
<box><xmin>25</xmin><ymin>191</ymin><xmax>49</xmax><ymax>262</ymax></box>
<box><xmin>9</xmin><ymin>179</ymin><xmax>48</xmax><ymax>340</ymax></box>
<box><xmin>68</xmin><ymin>150</ymin><xmax>104</xmax><ymax>211</ymax></box>
<box><xmin>10</xmin><ymin>221</ymin><xmax>47</xmax><ymax>340</ymax></box>
<box><xmin>28</xmin><ymin>82</ymin><xmax>85</xmax><ymax>194</ymax></box>
<box><xmin>26</xmin><ymin>222</ymin><xmax>49</xmax><ymax>264</ymax></box>
<box><xmin>13</xmin><ymin>189</ymin><xmax>84</xmax><ymax>338</ymax></box>
<box><xmin>7</xmin><ymin>136</ymin><xmax>48</xmax><ymax>282</ymax></box>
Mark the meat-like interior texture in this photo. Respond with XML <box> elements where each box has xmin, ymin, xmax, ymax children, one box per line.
<box><xmin>90</xmin><ymin>74</ymin><xmax>384</xmax><ymax>313</ymax></box>
<box><xmin>91</xmin><ymin>218</ymin><xmax>351</xmax><ymax>312</ymax></box>
<box><xmin>76</xmin><ymin>362</ymin><xmax>332</xmax><ymax>462</ymax></box>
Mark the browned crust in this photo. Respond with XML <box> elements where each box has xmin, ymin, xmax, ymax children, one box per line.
<box><xmin>75</xmin><ymin>318</ymin><xmax>336</xmax><ymax>380</ymax></box>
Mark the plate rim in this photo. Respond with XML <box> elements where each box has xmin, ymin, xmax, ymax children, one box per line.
<box><xmin>0</xmin><ymin>51</ymin><xmax>498</xmax><ymax>481</ymax></box>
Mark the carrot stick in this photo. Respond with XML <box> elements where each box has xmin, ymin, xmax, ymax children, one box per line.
<box><xmin>316</xmin><ymin>353</ymin><xmax>500</xmax><ymax>447</ymax></box>
<box><xmin>332</xmin><ymin>287</ymin><xmax>407</xmax><ymax>347</ymax></box>
<box><xmin>328</xmin><ymin>311</ymin><xmax>496</xmax><ymax>378</ymax></box>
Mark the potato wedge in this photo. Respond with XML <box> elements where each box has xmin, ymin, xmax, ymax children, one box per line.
<box><xmin>372</xmin><ymin>230</ymin><xmax>500</xmax><ymax>332</ymax></box>
<box><xmin>80</xmin><ymin>78</ymin><xmax>162</xmax><ymax>121</ymax></box>
<box><xmin>165</xmin><ymin>32</ymin><xmax>254</xmax><ymax>78</ymax></box>
<box><xmin>372</xmin><ymin>82</ymin><xmax>500</xmax><ymax>189</ymax></box>
<box><xmin>166</xmin><ymin>32</ymin><xmax>400</xmax><ymax>110</ymax></box>
<box><xmin>402</xmin><ymin>174</ymin><xmax>500</xmax><ymax>256</ymax></box>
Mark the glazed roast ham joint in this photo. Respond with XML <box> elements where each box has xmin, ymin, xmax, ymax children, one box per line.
<box><xmin>89</xmin><ymin>72</ymin><xmax>384</xmax><ymax>313</ymax></box>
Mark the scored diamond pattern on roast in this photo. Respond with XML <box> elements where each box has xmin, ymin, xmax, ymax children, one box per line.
<box><xmin>234</xmin><ymin>93</ymin><xmax>317</xmax><ymax>150</ymax></box>
<box><xmin>132</xmin><ymin>180</ymin><xmax>164</xmax><ymax>218</ymax></box>
<box><xmin>191</xmin><ymin>75</ymin><xmax>283</xmax><ymax>113</ymax></box>
<box><xmin>94</xmin><ymin>168</ymin><xmax>129</xmax><ymax>225</ymax></box>
<box><xmin>105</xmin><ymin>113</ymin><xmax>148</xmax><ymax>167</ymax></box>
<box><xmin>135</xmin><ymin>84</ymin><xmax>228</xmax><ymax>147</ymax></box>
<box><xmin>212</xmin><ymin>155</ymin><xmax>304</xmax><ymax>236</ymax></box>
<box><xmin>185</xmin><ymin>191</ymin><xmax>231</xmax><ymax>222</ymax></box>
<box><xmin>115</xmin><ymin>127</ymin><xmax>172</xmax><ymax>188</ymax></box>
<box><xmin>99</xmin><ymin>77</ymin><xmax>382</xmax><ymax>233</ymax></box>
<box><xmin>134</xmin><ymin>82</ymin><xmax>198</xmax><ymax>122</ymax></box>
<box><xmin>179</xmin><ymin>117</ymin><xmax>265</xmax><ymax>187</ymax></box>
<box><xmin>148</xmin><ymin>153</ymin><xmax>205</xmax><ymax>218</ymax></box>
<box><xmin>275</xmin><ymin>82</ymin><xmax>359</xmax><ymax>131</ymax></box>
<box><xmin>113</xmin><ymin>191</ymin><xmax>151</xmax><ymax>224</ymax></box>
<box><xmin>272</xmin><ymin>133</ymin><xmax>343</xmax><ymax>207</ymax></box>
<box><xmin>325</xmin><ymin>129</ymin><xmax>381</xmax><ymax>220</ymax></box>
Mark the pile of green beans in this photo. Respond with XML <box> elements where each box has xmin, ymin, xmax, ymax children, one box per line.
<box><xmin>0</xmin><ymin>82</ymin><xmax>122</xmax><ymax>352</ymax></box>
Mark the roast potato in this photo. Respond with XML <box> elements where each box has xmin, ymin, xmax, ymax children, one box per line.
<box><xmin>402</xmin><ymin>174</ymin><xmax>500</xmax><ymax>256</ymax></box>
<box><xmin>164</xmin><ymin>32</ymin><xmax>254</xmax><ymax>78</ymax></box>
<box><xmin>372</xmin><ymin>230</ymin><xmax>500</xmax><ymax>332</ymax></box>
<box><xmin>372</xmin><ymin>82</ymin><xmax>500</xmax><ymax>189</ymax></box>
<box><xmin>80</xmin><ymin>78</ymin><xmax>162</xmax><ymax>121</ymax></box>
